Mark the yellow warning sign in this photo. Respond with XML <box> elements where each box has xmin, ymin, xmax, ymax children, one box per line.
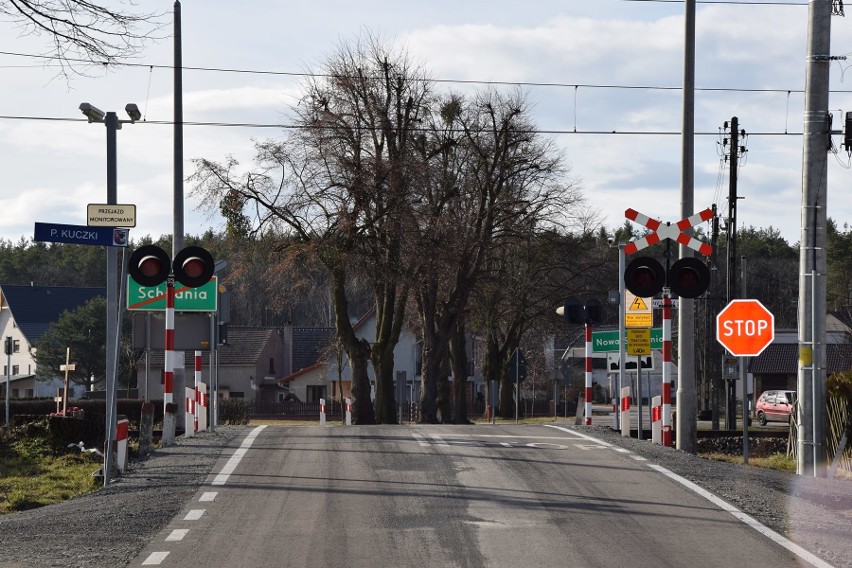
<box><xmin>625</xmin><ymin>291</ymin><xmax>653</xmax><ymax>328</ymax></box>
<box><xmin>627</xmin><ymin>328</ymin><xmax>652</xmax><ymax>355</ymax></box>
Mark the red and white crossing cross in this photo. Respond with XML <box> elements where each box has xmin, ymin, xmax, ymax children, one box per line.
<box><xmin>624</xmin><ymin>208</ymin><xmax>714</xmax><ymax>256</ymax></box>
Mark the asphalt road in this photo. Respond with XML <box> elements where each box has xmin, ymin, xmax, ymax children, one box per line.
<box><xmin>125</xmin><ymin>425</ymin><xmax>828</xmax><ymax>568</ymax></box>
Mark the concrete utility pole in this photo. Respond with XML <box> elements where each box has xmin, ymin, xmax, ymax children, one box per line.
<box><xmin>726</xmin><ymin>117</ymin><xmax>741</xmax><ymax>431</ymax></box>
<box><xmin>677</xmin><ymin>0</ymin><xmax>697</xmax><ymax>454</ymax></box>
<box><xmin>173</xmin><ymin>0</ymin><xmax>184</xmax><ymax>255</ymax></box>
<box><xmin>797</xmin><ymin>0</ymin><xmax>833</xmax><ymax>477</ymax></box>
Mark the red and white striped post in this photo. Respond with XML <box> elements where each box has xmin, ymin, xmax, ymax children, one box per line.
<box><xmin>345</xmin><ymin>397</ymin><xmax>352</xmax><ymax>426</ymax></box>
<box><xmin>116</xmin><ymin>418</ymin><xmax>129</xmax><ymax>473</ymax></box>
<box><xmin>164</xmin><ymin>281</ymin><xmax>175</xmax><ymax>407</ymax></box>
<box><xmin>319</xmin><ymin>398</ymin><xmax>326</xmax><ymax>425</ymax></box>
<box><xmin>197</xmin><ymin>381</ymin><xmax>208</xmax><ymax>431</ymax></box>
<box><xmin>184</xmin><ymin>387</ymin><xmax>196</xmax><ymax>437</ymax></box>
<box><xmin>194</xmin><ymin>350</ymin><xmax>202</xmax><ymax>432</ymax></box>
<box><xmin>662</xmin><ymin>292</ymin><xmax>673</xmax><ymax>446</ymax></box>
<box><xmin>651</xmin><ymin>395</ymin><xmax>663</xmax><ymax>444</ymax></box>
<box><xmin>620</xmin><ymin>386</ymin><xmax>631</xmax><ymax>437</ymax></box>
<box><xmin>584</xmin><ymin>323</ymin><xmax>593</xmax><ymax>426</ymax></box>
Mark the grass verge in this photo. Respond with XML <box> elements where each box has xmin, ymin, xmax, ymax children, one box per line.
<box><xmin>0</xmin><ymin>420</ymin><xmax>102</xmax><ymax>514</ymax></box>
<box><xmin>700</xmin><ymin>452</ymin><xmax>797</xmax><ymax>472</ymax></box>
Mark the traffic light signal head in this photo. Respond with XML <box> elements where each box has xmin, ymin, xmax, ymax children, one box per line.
<box><xmin>624</xmin><ymin>256</ymin><xmax>665</xmax><ymax>297</ymax></box>
<box><xmin>562</xmin><ymin>298</ymin><xmax>603</xmax><ymax>325</ymax></box>
<box><xmin>583</xmin><ymin>298</ymin><xmax>602</xmax><ymax>324</ymax></box>
<box><xmin>669</xmin><ymin>257</ymin><xmax>710</xmax><ymax>298</ymax></box>
<box><xmin>128</xmin><ymin>245</ymin><xmax>170</xmax><ymax>287</ymax></box>
<box><xmin>173</xmin><ymin>246</ymin><xmax>215</xmax><ymax>288</ymax></box>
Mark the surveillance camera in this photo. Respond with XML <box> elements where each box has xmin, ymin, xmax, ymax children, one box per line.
<box><xmin>125</xmin><ymin>103</ymin><xmax>141</xmax><ymax>122</ymax></box>
<box><xmin>79</xmin><ymin>102</ymin><xmax>105</xmax><ymax>122</ymax></box>
<box><xmin>607</xmin><ymin>237</ymin><xmax>615</xmax><ymax>245</ymax></box>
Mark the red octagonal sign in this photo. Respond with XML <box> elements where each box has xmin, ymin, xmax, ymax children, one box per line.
<box><xmin>716</xmin><ymin>299</ymin><xmax>775</xmax><ymax>356</ymax></box>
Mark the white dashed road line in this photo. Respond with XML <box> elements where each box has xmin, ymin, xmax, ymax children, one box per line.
<box><xmin>183</xmin><ymin>509</ymin><xmax>205</xmax><ymax>521</ymax></box>
<box><xmin>165</xmin><ymin>529</ymin><xmax>189</xmax><ymax>542</ymax></box>
<box><xmin>200</xmin><ymin>491</ymin><xmax>218</xmax><ymax>502</ymax></box>
<box><xmin>141</xmin><ymin>551</ymin><xmax>169</xmax><ymax>565</ymax></box>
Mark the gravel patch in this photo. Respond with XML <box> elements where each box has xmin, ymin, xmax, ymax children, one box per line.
<box><xmin>0</xmin><ymin>423</ymin><xmax>849</xmax><ymax>568</ymax></box>
<box><xmin>0</xmin><ymin>426</ymin><xmax>246</xmax><ymax>568</ymax></box>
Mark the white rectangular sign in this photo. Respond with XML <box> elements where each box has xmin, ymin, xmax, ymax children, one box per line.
<box><xmin>87</xmin><ymin>203</ymin><xmax>136</xmax><ymax>227</ymax></box>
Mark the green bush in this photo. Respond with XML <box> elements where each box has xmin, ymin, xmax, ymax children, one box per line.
<box><xmin>220</xmin><ymin>398</ymin><xmax>250</xmax><ymax>425</ymax></box>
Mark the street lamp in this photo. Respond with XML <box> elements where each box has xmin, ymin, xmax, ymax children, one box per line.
<box><xmin>79</xmin><ymin>102</ymin><xmax>139</xmax><ymax>487</ymax></box>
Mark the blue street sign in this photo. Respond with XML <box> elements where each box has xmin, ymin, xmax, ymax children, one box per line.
<box><xmin>34</xmin><ymin>222</ymin><xmax>129</xmax><ymax>247</ymax></box>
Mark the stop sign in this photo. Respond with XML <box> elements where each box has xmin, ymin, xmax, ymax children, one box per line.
<box><xmin>716</xmin><ymin>299</ymin><xmax>775</xmax><ymax>356</ymax></box>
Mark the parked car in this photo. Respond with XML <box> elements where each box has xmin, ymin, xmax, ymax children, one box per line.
<box><xmin>755</xmin><ymin>390</ymin><xmax>796</xmax><ymax>426</ymax></box>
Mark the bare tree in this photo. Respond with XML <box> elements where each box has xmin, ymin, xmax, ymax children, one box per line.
<box><xmin>191</xmin><ymin>34</ymin><xmax>430</xmax><ymax>424</ymax></box>
<box><xmin>411</xmin><ymin>88</ymin><xmax>583</xmax><ymax>423</ymax></box>
<box><xmin>1</xmin><ymin>0</ymin><xmax>162</xmax><ymax>78</ymax></box>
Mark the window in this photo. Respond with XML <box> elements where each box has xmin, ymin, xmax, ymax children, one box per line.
<box><xmin>306</xmin><ymin>385</ymin><xmax>326</xmax><ymax>402</ymax></box>
<box><xmin>277</xmin><ymin>392</ymin><xmax>287</xmax><ymax>402</ymax></box>
<box><xmin>13</xmin><ymin>340</ymin><xmax>20</xmax><ymax>353</ymax></box>
<box><xmin>25</xmin><ymin>389</ymin><xmax>34</xmax><ymax>398</ymax></box>
<box><xmin>11</xmin><ymin>365</ymin><xmax>19</xmax><ymax>375</ymax></box>
<box><xmin>269</xmin><ymin>357</ymin><xmax>276</xmax><ymax>375</ymax></box>
<box><xmin>230</xmin><ymin>392</ymin><xmax>244</xmax><ymax>398</ymax></box>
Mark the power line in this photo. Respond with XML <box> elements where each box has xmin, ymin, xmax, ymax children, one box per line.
<box><xmin>0</xmin><ymin>49</ymin><xmax>840</xmax><ymax>95</ymax></box>
<box><xmin>0</xmin><ymin>114</ymin><xmax>807</xmax><ymax>136</ymax></box>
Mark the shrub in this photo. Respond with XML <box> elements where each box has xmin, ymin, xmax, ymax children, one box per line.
<box><xmin>220</xmin><ymin>398</ymin><xmax>250</xmax><ymax>425</ymax></box>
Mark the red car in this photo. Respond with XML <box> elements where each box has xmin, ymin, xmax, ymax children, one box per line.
<box><xmin>755</xmin><ymin>390</ymin><xmax>796</xmax><ymax>426</ymax></box>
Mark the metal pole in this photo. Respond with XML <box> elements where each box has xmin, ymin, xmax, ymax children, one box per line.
<box><xmin>102</xmin><ymin>111</ymin><xmax>119</xmax><ymax>487</ymax></box>
<box><xmin>662</xmin><ymin>292</ymin><xmax>674</xmax><ymax>447</ymax></box>
<box><xmin>797</xmin><ymin>0</ymin><xmax>831</xmax><ymax>477</ymax></box>
<box><xmin>5</xmin><ymin>338</ymin><xmax>10</xmax><ymax>426</ymax></box>
<box><xmin>209</xmin><ymin>312</ymin><xmax>215</xmax><ymax>431</ymax></box>
<box><xmin>677</xmin><ymin>0</ymin><xmax>698</xmax><ymax>454</ymax></box>
<box><xmin>144</xmin><ymin>313</ymin><xmax>150</xmax><ymax>402</ymax></box>
<box><xmin>741</xmin><ymin>256</ymin><xmax>749</xmax><ymax>464</ymax></box>
<box><xmin>637</xmin><ymin>364</ymin><xmax>643</xmax><ymax>440</ymax></box>
<box><xmin>618</xmin><ymin>244</ymin><xmax>626</xmax><ymax>432</ymax></box>
<box><xmin>584</xmin><ymin>324</ymin><xmax>592</xmax><ymax>426</ymax></box>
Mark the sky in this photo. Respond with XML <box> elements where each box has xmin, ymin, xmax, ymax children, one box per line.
<box><xmin>2</xmin><ymin>0</ymin><xmax>852</xmax><ymax>249</ymax></box>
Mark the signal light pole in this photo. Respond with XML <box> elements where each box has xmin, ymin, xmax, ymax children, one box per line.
<box><xmin>129</xmin><ymin>244</ymin><xmax>215</xmax><ymax>444</ymax></box>
<box><xmin>79</xmin><ymin>102</ymin><xmax>139</xmax><ymax>487</ymax></box>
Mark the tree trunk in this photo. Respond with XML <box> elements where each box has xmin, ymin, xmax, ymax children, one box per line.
<box><xmin>450</xmin><ymin>318</ymin><xmax>470</xmax><ymax>424</ymax></box>
<box><xmin>348</xmin><ymin>341</ymin><xmax>375</xmax><ymax>424</ymax></box>
<box><xmin>373</xmin><ymin>345</ymin><xmax>398</xmax><ymax>424</ymax></box>
<box><xmin>419</xmin><ymin>341</ymin><xmax>441</xmax><ymax>423</ymax></box>
<box><xmin>330</xmin><ymin>266</ymin><xmax>375</xmax><ymax>425</ymax></box>
<box><xmin>437</xmin><ymin>355</ymin><xmax>452</xmax><ymax>423</ymax></box>
<box><xmin>499</xmin><ymin>374</ymin><xmax>516</xmax><ymax>419</ymax></box>
<box><xmin>371</xmin><ymin>284</ymin><xmax>407</xmax><ymax>424</ymax></box>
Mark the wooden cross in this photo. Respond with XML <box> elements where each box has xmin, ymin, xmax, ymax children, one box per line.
<box><xmin>58</xmin><ymin>347</ymin><xmax>76</xmax><ymax>415</ymax></box>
